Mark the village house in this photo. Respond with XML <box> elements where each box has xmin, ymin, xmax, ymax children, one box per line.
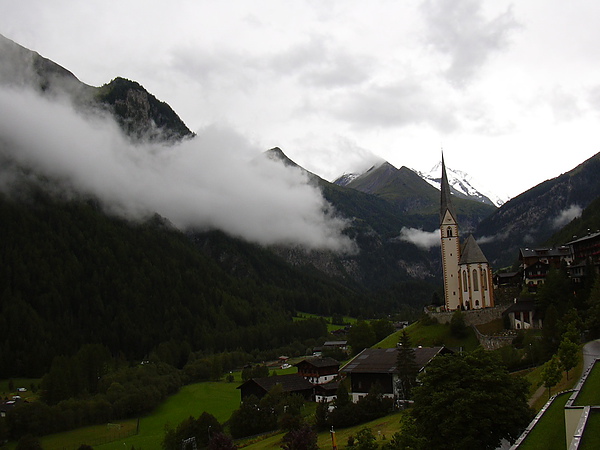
<box><xmin>519</xmin><ymin>247</ymin><xmax>572</xmax><ymax>292</ymax></box>
<box><xmin>503</xmin><ymin>297</ymin><xmax>542</xmax><ymax>330</ymax></box>
<box><xmin>340</xmin><ymin>346</ymin><xmax>452</xmax><ymax>402</ymax></box>
<box><xmin>237</xmin><ymin>373</ymin><xmax>314</xmax><ymax>401</ymax></box>
<box><xmin>294</xmin><ymin>357</ymin><xmax>339</xmax><ymax>385</ymax></box>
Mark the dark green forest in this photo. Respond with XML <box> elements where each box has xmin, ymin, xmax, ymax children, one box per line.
<box><xmin>0</xmin><ymin>186</ymin><xmax>434</xmax><ymax>380</ymax></box>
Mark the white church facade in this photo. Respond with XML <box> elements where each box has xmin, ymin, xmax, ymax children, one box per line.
<box><xmin>440</xmin><ymin>157</ymin><xmax>494</xmax><ymax>311</ymax></box>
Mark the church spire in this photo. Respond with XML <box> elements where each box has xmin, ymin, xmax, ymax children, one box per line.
<box><xmin>440</xmin><ymin>153</ymin><xmax>456</xmax><ymax>224</ymax></box>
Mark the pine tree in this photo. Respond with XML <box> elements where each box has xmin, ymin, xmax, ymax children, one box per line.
<box><xmin>396</xmin><ymin>330</ymin><xmax>418</xmax><ymax>400</ymax></box>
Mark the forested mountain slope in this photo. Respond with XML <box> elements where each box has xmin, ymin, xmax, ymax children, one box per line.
<box><xmin>476</xmin><ymin>152</ymin><xmax>600</xmax><ymax>267</ymax></box>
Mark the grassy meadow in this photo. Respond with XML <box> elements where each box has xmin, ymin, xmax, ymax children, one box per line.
<box><xmin>375</xmin><ymin>320</ymin><xmax>480</xmax><ymax>352</ymax></box>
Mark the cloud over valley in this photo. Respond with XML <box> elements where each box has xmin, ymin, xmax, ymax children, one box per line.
<box><xmin>0</xmin><ymin>86</ymin><xmax>355</xmax><ymax>252</ymax></box>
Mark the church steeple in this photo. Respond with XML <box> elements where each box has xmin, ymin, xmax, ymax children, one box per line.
<box><xmin>440</xmin><ymin>153</ymin><xmax>456</xmax><ymax>225</ymax></box>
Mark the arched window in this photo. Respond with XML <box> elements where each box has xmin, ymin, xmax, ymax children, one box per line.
<box><xmin>463</xmin><ymin>271</ymin><xmax>468</xmax><ymax>292</ymax></box>
<box><xmin>447</xmin><ymin>227</ymin><xmax>453</xmax><ymax>237</ymax></box>
<box><xmin>473</xmin><ymin>270</ymin><xmax>479</xmax><ymax>291</ymax></box>
<box><xmin>482</xmin><ymin>269</ymin><xmax>488</xmax><ymax>290</ymax></box>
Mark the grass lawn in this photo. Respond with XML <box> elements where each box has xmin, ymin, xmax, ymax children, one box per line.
<box><xmin>293</xmin><ymin>312</ymin><xmax>356</xmax><ymax>332</ymax></box>
<box><xmin>239</xmin><ymin>411</ymin><xmax>405</xmax><ymax>449</ymax></box>
<box><xmin>573</xmin><ymin>361</ymin><xmax>600</xmax><ymax>406</ymax></box>
<box><xmin>580</xmin><ymin>410</ymin><xmax>600</xmax><ymax>449</ymax></box>
<box><xmin>517</xmin><ymin>391</ymin><xmax>571</xmax><ymax>450</ymax></box>
<box><xmin>31</xmin><ymin>379</ymin><xmax>243</xmax><ymax>450</ymax></box>
<box><xmin>524</xmin><ymin>347</ymin><xmax>584</xmax><ymax>412</ymax></box>
<box><xmin>0</xmin><ymin>378</ymin><xmax>40</xmax><ymax>401</ymax></box>
<box><xmin>375</xmin><ymin>321</ymin><xmax>480</xmax><ymax>351</ymax></box>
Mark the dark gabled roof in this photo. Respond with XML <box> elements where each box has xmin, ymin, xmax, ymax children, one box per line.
<box><xmin>294</xmin><ymin>357</ymin><xmax>339</xmax><ymax>369</ymax></box>
<box><xmin>341</xmin><ymin>347</ymin><xmax>449</xmax><ymax>374</ymax></box>
<box><xmin>459</xmin><ymin>235</ymin><xmax>488</xmax><ymax>265</ymax></box>
<box><xmin>496</xmin><ymin>271</ymin><xmax>519</xmax><ymax>278</ymax></box>
<box><xmin>519</xmin><ymin>247</ymin><xmax>571</xmax><ymax>259</ymax></box>
<box><xmin>314</xmin><ymin>381</ymin><xmax>339</xmax><ymax>393</ymax></box>
<box><xmin>503</xmin><ymin>299</ymin><xmax>537</xmax><ymax>314</ymax></box>
<box><xmin>565</xmin><ymin>231</ymin><xmax>600</xmax><ymax>246</ymax></box>
<box><xmin>237</xmin><ymin>373</ymin><xmax>314</xmax><ymax>393</ymax></box>
<box><xmin>440</xmin><ymin>155</ymin><xmax>457</xmax><ymax>225</ymax></box>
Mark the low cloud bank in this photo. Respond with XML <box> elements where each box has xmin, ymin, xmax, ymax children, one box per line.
<box><xmin>397</xmin><ymin>227</ymin><xmax>440</xmax><ymax>250</ymax></box>
<box><xmin>0</xmin><ymin>86</ymin><xmax>355</xmax><ymax>253</ymax></box>
<box><xmin>552</xmin><ymin>204</ymin><xmax>583</xmax><ymax>229</ymax></box>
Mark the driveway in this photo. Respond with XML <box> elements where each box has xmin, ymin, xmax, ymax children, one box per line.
<box><xmin>582</xmin><ymin>338</ymin><xmax>600</xmax><ymax>370</ymax></box>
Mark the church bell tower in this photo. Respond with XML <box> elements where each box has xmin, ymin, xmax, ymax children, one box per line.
<box><xmin>440</xmin><ymin>155</ymin><xmax>462</xmax><ymax>310</ymax></box>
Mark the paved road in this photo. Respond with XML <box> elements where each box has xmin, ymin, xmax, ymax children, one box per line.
<box><xmin>582</xmin><ymin>338</ymin><xmax>600</xmax><ymax>370</ymax></box>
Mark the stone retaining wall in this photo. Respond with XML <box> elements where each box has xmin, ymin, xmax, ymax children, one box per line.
<box><xmin>425</xmin><ymin>306</ymin><xmax>514</xmax><ymax>350</ymax></box>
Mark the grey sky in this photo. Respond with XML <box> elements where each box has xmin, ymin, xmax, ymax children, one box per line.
<box><xmin>1</xmin><ymin>0</ymin><xmax>600</xmax><ymax>201</ymax></box>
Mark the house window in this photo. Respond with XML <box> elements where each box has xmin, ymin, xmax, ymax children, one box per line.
<box><xmin>473</xmin><ymin>270</ymin><xmax>479</xmax><ymax>291</ymax></box>
<box><xmin>463</xmin><ymin>271</ymin><xmax>468</xmax><ymax>292</ymax></box>
<box><xmin>447</xmin><ymin>227</ymin><xmax>453</xmax><ymax>237</ymax></box>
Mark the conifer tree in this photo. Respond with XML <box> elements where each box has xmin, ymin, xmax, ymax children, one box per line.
<box><xmin>396</xmin><ymin>330</ymin><xmax>418</xmax><ymax>400</ymax></box>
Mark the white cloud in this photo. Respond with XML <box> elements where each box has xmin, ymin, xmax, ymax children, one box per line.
<box><xmin>420</xmin><ymin>0</ymin><xmax>519</xmax><ymax>87</ymax></box>
<box><xmin>552</xmin><ymin>205</ymin><xmax>583</xmax><ymax>229</ymax></box>
<box><xmin>396</xmin><ymin>227</ymin><xmax>440</xmax><ymax>250</ymax></box>
<box><xmin>0</xmin><ymin>86</ymin><xmax>356</xmax><ymax>253</ymax></box>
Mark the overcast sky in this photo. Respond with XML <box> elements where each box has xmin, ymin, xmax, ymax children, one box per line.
<box><xmin>2</xmin><ymin>0</ymin><xmax>600</xmax><ymax>201</ymax></box>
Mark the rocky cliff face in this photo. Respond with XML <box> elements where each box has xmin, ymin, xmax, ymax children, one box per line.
<box><xmin>95</xmin><ymin>77</ymin><xmax>194</xmax><ymax>142</ymax></box>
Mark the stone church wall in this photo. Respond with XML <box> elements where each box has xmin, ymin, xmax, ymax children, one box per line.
<box><xmin>425</xmin><ymin>305</ymin><xmax>515</xmax><ymax>350</ymax></box>
<box><xmin>426</xmin><ymin>305</ymin><xmax>505</xmax><ymax>326</ymax></box>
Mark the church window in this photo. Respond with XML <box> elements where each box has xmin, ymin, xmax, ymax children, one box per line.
<box><xmin>463</xmin><ymin>271</ymin><xmax>468</xmax><ymax>292</ymax></box>
<box><xmin>482</xmin><ymin>269</ymin><xmax>488</xmax><ymax>290</ymax></box>
<box><xmin>447</xmin><ymin>227</ymin><xmax>453</xmax><ymax>237</ymax></box>
<box><xmin>473</xmin><ymin>270</ymin><xmax>479</xmax><ymax>291</ymax></box>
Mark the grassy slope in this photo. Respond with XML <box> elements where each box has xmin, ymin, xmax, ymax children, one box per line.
<box><xmin>239</xmin><ymin>411</ymin><xmax>405</xmax><ymax>449</ymax></box>
<box><xmin>517</xmin><ymin>391</ymin><xmax>571</xmax><ymax>450</ymax></box>
<box><xmin>375</xmin><ymin>321</ymin><xmax>480</xmax><ymax>352</ymax></box>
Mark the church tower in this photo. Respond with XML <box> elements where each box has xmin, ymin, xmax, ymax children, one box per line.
<box><xmin>440</xmin><ymin>155</ymin><xmax>461</xmax><ymax>310</ymax></box>
<box><xmin>439</xmin><ymin>155</ymin><xmax>494</xmax><ymax>310</ymax></box>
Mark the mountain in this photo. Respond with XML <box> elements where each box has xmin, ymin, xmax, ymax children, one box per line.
<box><xmin>0</xmin><ymin>33</ymin><xmax>193</xmax><ymax>142</ymax></box>
<box><xmin>475</xmin><ymin>152</ymin><xmax>600</xmax><ymax>268</ymax></box>
<box><xmin>334</xmin><ymin>161</ymin><xmax>497</xmax><ymax>232</ymax></box>
<box><xmin>416</xmin><ymin>162</ymin><xmax>506</xmax><ymax>207</ymax></box>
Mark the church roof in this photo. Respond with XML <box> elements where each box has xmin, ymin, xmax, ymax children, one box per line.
<box><xmin>459</xmin><ymin>234</ymin><xmax>488</xmax><ymax>264</ymax></box>
<box><xmin>440</xmin><ymin>154</ymin><xmax>457</xmax><ymax>224</ymax></box>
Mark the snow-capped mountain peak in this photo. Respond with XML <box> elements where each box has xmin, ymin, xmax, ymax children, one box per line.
<box><xmin>416</xmin><ymin>162</ymin><xmax>507</xmax><ymax>207</ymax></box>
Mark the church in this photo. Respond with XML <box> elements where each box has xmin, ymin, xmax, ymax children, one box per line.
<box><xmin>439</xmin><ymin>156</ymin><xmax>494</xmax><ymax>311</ymax></box>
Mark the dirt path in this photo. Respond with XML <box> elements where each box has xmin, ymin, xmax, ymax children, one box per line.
<box><xmin>528</xmin><ymin>384</ymin><xmax>547</xmax><ymax>407</ymax></box>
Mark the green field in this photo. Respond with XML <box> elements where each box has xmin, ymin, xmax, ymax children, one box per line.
<box><xmin>375</xmin><ymin>320</ymin><xmax>480</xmax><ymax>351</ymax></box>
<box><xmin>239</xmin><ymin>411</ymin><xmax>406</xmax><ymax>449</ymax></box>
<box><xmin>574</xmin><ymin>362</ymin><xmax>600</xmax><ymax>406</ymax></box>
<box><xmin>33</xmin><ymin>379</ymin><xmax>242</xmax><ymax>450</ymax></box>
<box><xmin>517</xmin><ymin>391</ymin><xmax>571</xmax><ymax>450</ymax></box>
<box><xmin>580</xmin><ymin>410</ymin><xmax>600</xmax><ymax>449</ymax></box>
<box><xmin>0</xmin><ymin>378</ymin><xmax>40</xmax><ymax>401</ymax></box>
<box><xmin>293</xmin><ymin>312</ymin><xmax>357</xmax><ymax>332</ymax></box>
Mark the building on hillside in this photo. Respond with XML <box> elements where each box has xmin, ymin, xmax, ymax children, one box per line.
<box><xmin>237</xmin><ymin>374</ymin><xmax>314</xmax><ymax>401</ymax></box>
<box><xmin>340</xmin><ymin>346</ymin><xmax>452</xmax><ymax>403</ymax></box>
<box><xmin>440</xmin><ymin>155</ymin><xmax>494</xmax><ymax>310</ymax></box>
<box><xmin>294</xmin><ymin>357</ymin><xmax>339</xmax><ymax>385</ymax></box>
<box><xmin>322</xmin><ymin>340</ymin><xmax>348</xmax><ymax>354</ymax></box>
<box><xmin>519</xmin><ymin>247</ymin><xmax>572</xmax><ymax>292</ymax></box>
<box><xmin>314</xmin><ymin>381</ymin><xmax>339</xmax><ymax>403</ymax></box>
<box><xmin>503</xmin><ymin>298</ymin><xmax>542</xmax><ymax>330</ymax></box>
<box><xmin>565</xmin><ymin>231</ymin><xmax>600</xmax><ymax>284</ymax></box>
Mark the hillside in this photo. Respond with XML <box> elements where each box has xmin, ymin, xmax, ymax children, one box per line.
<box><xmin>0</xmin><ymin>188</ymin><xmax>358</xmax><ymax>378</ymax></box>
<box><xmin>0</xmin><ymin>33</ymin><xmax>192</xmax><ymax>143</ymax></box>
<box><xmin>339</xmin><ymin>161</ymin><xmax>496</xmax><ymax>232</ymax></box>
<box><xmin>476</xmin><ymin>152</ymin><xmax>600</xmax><ymax>267</ymax></box>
